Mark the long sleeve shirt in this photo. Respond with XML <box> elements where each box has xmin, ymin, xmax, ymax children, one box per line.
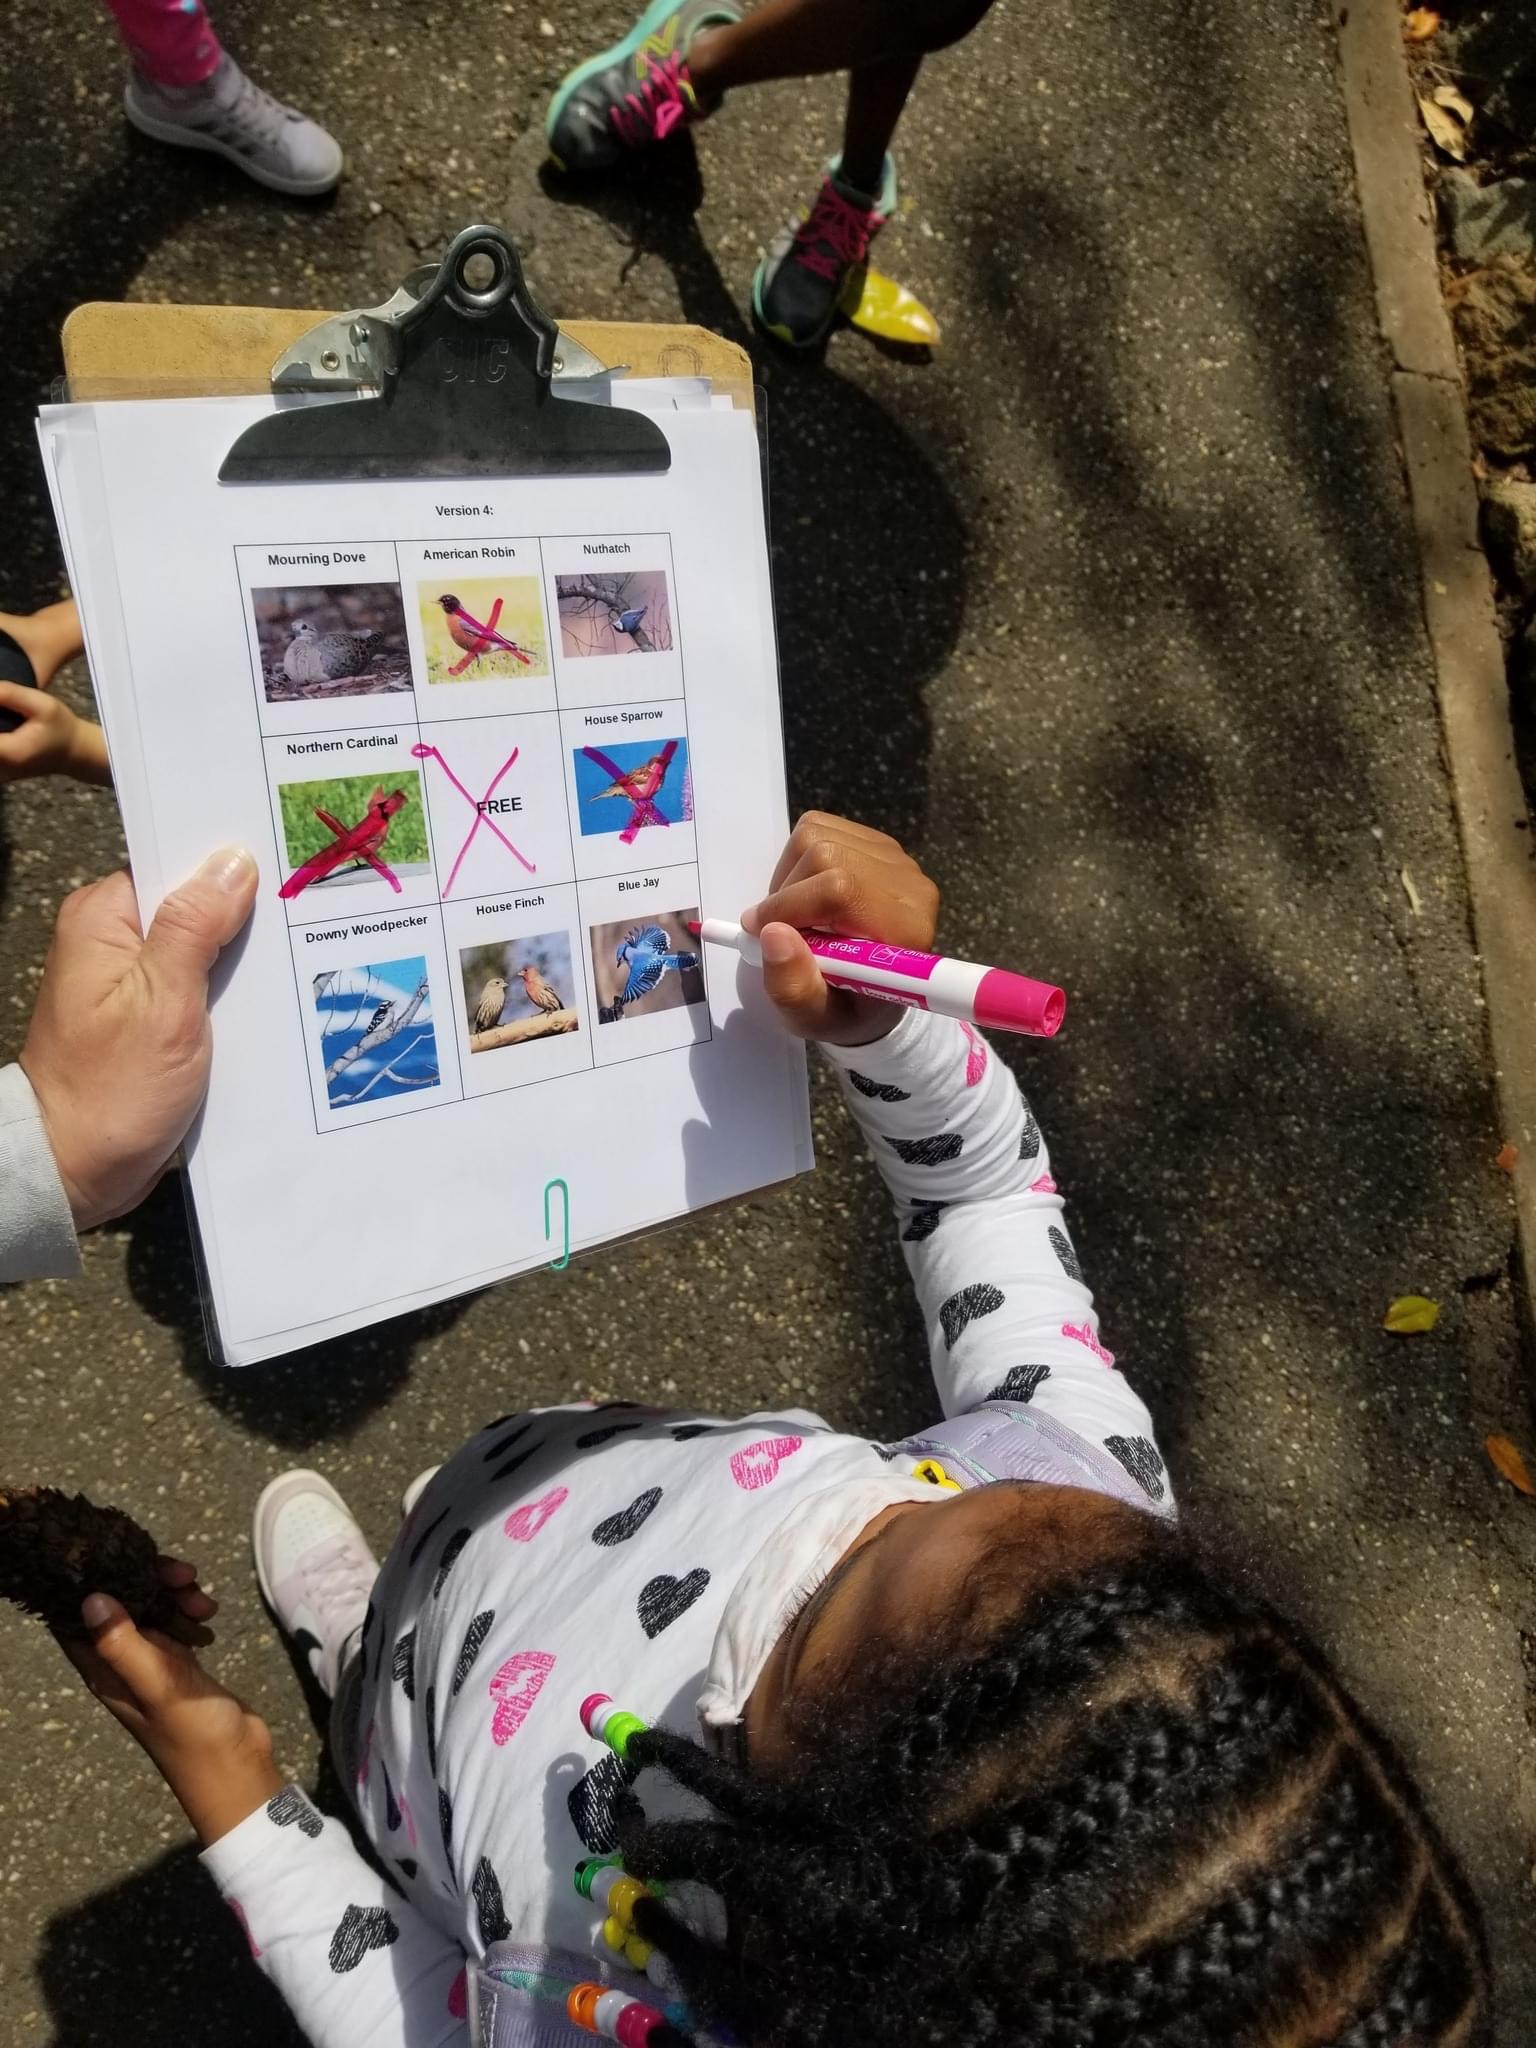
<box><xmin>0</xmin><ymin>1062</ymin><xmax>82</xmax><ymax>1282</ymax></box>
<box><xmin>200</xmin><ymin>1010</ymin><xmax>1173</xmax><ymax>2046</ymax></box>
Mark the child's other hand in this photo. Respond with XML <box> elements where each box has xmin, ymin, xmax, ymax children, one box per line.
<box><xmin>742</xmin><ymin>812</ymin><xmax>940</xmax><ymax>1047</ymax></box>
<box><xmin>0</xmin><ymin>681</ymin><xmax>108</xmax><ymax>787</ymax></box>
<box><xmin>60</xmin><ymin>1594</ymin><xmax>285</xmax><ymax>1845</ymax></box>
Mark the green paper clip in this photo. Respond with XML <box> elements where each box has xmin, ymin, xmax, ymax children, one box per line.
<box><xmin>544</xmin><ymin>1178</ymin><xmax>570</xmax><ymax>1270</ymax></box>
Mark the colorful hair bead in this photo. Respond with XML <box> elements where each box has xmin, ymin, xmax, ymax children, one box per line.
<box><xmin>581</xmin><ymin>1692</ymin><xmax>650</xmax><ymax>1763</ymax></box>
<box><xmin>567</xmin><ymin>1982</ymin><xmax>603</xmax><ymax>2029</ymax></box>
<box><xmin>575</xmin><ymin>1855</ymin><xmax>623</xmax><ymax>1901</ymax></box>
<box><xmin>602</xmin><ymin>1914</ymin><xmax>627</xmax><ymax>1953</ymax></box>
<box><xmin>623</xmin><ymin>1933</ymin><xmax>652</xmax><ymax>1970</ymax></box>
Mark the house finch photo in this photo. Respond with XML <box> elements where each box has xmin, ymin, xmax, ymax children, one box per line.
<box><xmin>519</xmin><ymin>964</ymin><xmax>563</xmax><ymax>1014</ymax></box>
<box><xmin>472</xmin><ymin>977</ymin><xmax>508</xmax><ymax>1033</ymax></box>
<box><xmin>461</xmin><ymin>934</ymin><xmax>579</xmax><ymax>1054</ymax></box>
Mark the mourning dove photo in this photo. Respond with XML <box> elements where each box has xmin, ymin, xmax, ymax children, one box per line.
<box><xmin>283</xmin><ymin>619</ymin><xmax>386</xmax><ymax>685</ymax></box>
<box><xmin>472</xmin><ymin>976</ymin><xmax>508</xmax><ymax>1033</ymax></box>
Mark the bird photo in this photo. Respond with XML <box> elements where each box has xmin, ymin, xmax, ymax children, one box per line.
<box><xmin>589</xmin><ymin>910</ymin><xmax>706</xmax><ymax>1024</ymax></box>
<box><xmin>252</xmin><ymin>581</ymin><xmax>413</xmax><ymax>702</ymax></box>
<box><xmin>471</xmin><ymin>975</ymin><xmax>508</xmax><ymax>1034</ymax></box>
<box><xmin>311</xmin><ymin>957</ymin><xmax>440</xmax><ymax>1109</ymax></box>
<box><xmin>284</xmin><ymin>619</ymin><xmax>384</xmax><ymax>685</ymax></box>
<box><xmin>573</xmin><ymin>736</ymin><xmax>691</xmax><ymax>841</ymax></box>
<box><xmin>418</xmin><ymin>575</ymin><xmax>550</xmax><ymax>685</ymax></box>
<box><xmin>519</xmin><ymin>963</ymin><xmax>564</xmax><ymax>1014</ymax></box>
<box><xmin>459</xmin><ymin>932</ymin><xmax>579</xmax><ymax>1055</ymax></box>
<box><xmin>436</xmin><ymin>594</ymin><xmax>534</xmax><ymax>674</ymax></box>
<box><xmin>554</xmin><ymin>569</ymin><xmax>673</xmax><ymax>657</ymax></box>
<box><xmin>276</xmin><ymin>771</ymin><xmax>430</xmax><ymax>898</ymax></box>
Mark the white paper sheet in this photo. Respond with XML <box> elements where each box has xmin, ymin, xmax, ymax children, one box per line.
<box><xmin>41</xmin><ymin>394</ymin><xmax>810</xmax><ymax>1365</ymax></box>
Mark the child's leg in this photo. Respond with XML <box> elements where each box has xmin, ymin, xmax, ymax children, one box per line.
<box><xmin>108</xmin><ymin>0</ymin><xmax>344</xmax><ymax>197</ymax></box>
<box><xmin>837</xmin><ymin>51</ymin><xmax>925</xmax><ymax>199</ymax></box>
<box><xmin>688</xmin><ymin>0</ymin><xmax>994</xmax><ymax>96</ymax></box>
<box><xmin>101</xmin><ymin>0</ymin><xmax>223</xmax><ymax>88</ymax></box>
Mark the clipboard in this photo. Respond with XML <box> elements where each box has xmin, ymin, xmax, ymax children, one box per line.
<box><xmin>47</xmin><ymin>224</ymin><xmax>798</xmax><ymax>1365</ymax></box>
<box><xmin>60</xmin><ymin>222</ymin><xmax>756</xmax><ymax>443</ymax></box>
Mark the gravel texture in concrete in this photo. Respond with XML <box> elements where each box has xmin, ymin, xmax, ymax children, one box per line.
<box><xmin>2</xmin><ymin>0</ymin><xmax>1534</xmax><ymax>2039</ymax></box>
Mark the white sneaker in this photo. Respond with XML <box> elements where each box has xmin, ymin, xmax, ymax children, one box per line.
<box><xmin>254</xmin><ymin>1471</ymin><xmax>379</xmax><ymax>1696</ymax></box>
<box><xmin>401</xmin><ymin>1467</ymin><xmax>442</xmax><ymax>1520</ymax></box>
<box><xmin>124</xmin><ymin>55</ymin><xmax>343</xmax><ymax>196</ymax></box>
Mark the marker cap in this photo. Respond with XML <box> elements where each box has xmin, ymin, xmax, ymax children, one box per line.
<box><xmin>973</xmin><ymin>968</ymin><xmax>1065</xmax><ymax>1038</ymax></box>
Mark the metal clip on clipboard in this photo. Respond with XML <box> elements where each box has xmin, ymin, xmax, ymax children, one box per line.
<box><xmin>219</xmin><ymin>223</ymin><xmax>671</xmax><ymax>483</ymax></box>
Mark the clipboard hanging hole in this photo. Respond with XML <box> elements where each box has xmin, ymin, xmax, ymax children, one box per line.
<box><xmin>454</xmin><ymin>238</ymin><xmax>511</xmax><ymax>313</ymax></box>
<box><xmin>544</xmin><ymin>1177</ymin><xmax>571</xmax><ymax>1272</ymax></box>
<box><xmin>320</xmin><ymin>349</ymin><xmax>341</xmax><ymax>372</ymax></box>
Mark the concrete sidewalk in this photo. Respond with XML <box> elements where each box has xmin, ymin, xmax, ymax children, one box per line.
<box><xmin>1</xmin><ymin>0</ymin><xmax>1533</xmax><ymax>2038</ymax></box>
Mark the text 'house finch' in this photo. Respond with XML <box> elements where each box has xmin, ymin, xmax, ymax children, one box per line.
<box><xmin>283</xmin><ymin>619</ymin><xmax>386</xmax><ymax>684</ymax></box>
<box><xmin>519</xmin><ymin>964</ymin><xmax>563</xmax><ymax>1014</ymax></box>
<box><xmin>472</xmin><ymin>976</ymin><xmax>508</xmax><ymax>1033</ymax></box>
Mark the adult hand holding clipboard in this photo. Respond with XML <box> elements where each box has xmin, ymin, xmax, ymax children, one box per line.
<box><xmin>18</xmin><ymin>847</ymin><xmax>258</xmax><ymax>1230</ymax></box>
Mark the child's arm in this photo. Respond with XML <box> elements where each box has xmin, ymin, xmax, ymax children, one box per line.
<box><xmin>747</xmin><ymin>816</ymin><xmax>1168</xmax><ymax>1491</ymax></box>
<box><xmin>64</xmin><ymin>1600</ymin><xmax>468</xmax><ymax>2046</ymax></box>
<box><xmin>0</xmin><ymin>680</ymin><xmax>111</xmax><ymax>786</ymax></box>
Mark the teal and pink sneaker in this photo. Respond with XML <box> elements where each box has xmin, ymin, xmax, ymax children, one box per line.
<box><xmin>545</xmin><ymin>0</ymin><xmax>742</xmax><ymax>173</ymax></box>
<box><xmin>752</xmin><ymin>154</ymin><xmax>898</xmax><ymax>350</ymax></box>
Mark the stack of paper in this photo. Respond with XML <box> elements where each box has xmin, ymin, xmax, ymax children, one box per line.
<box><xmin>40</xmin><ymin>373</ymin><xmax>810</xmax><ymax>1364</ymax></box>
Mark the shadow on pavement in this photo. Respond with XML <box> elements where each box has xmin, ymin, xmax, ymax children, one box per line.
<box><xmin>542</xmin><ymin>139</ymin><xmax>968</xmax><ymax>849</ymax></box>
<box><xmin>35</xmin><ymin>1844</ymin><xmax>303</xmax><ymax>2048</ymax></box>
<box><xmin>116</xmin><ymin>1175</ymin><xmax>474</xmax><ymax>1444</ymax></box>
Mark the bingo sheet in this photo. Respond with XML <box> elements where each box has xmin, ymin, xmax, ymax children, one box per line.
<box><xmin>42</xmin><ymin>395</ymin><xmax>811</xmax><ymax>1364</ymax></box>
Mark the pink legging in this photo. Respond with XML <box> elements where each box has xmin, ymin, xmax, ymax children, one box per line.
<box><xmin>104</xmin><ymin>0</ymin><xmax>223</xmax><ymax>87</ymax></box>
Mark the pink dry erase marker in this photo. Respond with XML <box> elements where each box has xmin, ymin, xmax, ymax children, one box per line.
<box><xmin>686</xmin><ymin>919</ymin><xmax>1065</xmax><ymax>1037</ymax></box>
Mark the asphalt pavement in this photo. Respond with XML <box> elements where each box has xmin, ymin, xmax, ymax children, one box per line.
<box><xmin>2</xmin><ymin>0</ymin><xmax>1534</xmax><ymax>2039</ymax></box>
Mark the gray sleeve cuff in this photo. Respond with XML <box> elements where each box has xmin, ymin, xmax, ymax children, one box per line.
<box><xmin>0</xmin><ymin>1063</ymin><xmax>83</xmax><ymax>1282</ymax></box>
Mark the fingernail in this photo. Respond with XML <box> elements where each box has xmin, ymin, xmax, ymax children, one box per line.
<box><xmin>81</xmin><ymin>1594</ymin><xmax>115</xmax><ymax>1628</ymax></box>
<box><xmin>195</xmin><ymin>845</ymin><xmax>257</xmax><ymax>892</ymax></box>
<box><xmin>759</xmin><ymin>923</ymin><xmax>799</xmax><ymax>965</ymax></box>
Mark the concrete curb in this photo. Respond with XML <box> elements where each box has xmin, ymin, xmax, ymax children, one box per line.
<box><xmin>1338</xmin><ymin>0</ymin><xmax>1536</xmax><ymax>1329</ymax></box>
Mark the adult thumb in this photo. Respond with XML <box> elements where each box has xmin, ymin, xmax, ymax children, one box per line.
<box><xmin>142</xmin><ymin>847</ymin><xmax>258</xmax><ymax>988</ymax></box>
<box><xmin>758</xmin><ymin>920</ymin><xmax>832</xmax><ymax>1039</ymax></box>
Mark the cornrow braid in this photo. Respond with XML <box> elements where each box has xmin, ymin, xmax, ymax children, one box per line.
<box><xmin>615</xmin><ymin>1519</ymin><xmax>1490</xmax><ymax>2048</ymax></box>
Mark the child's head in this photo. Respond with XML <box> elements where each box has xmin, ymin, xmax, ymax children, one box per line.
<box><xmin>617</xmin><ymin>1482</ymin><xmax>1489</xmax><ymax>2046</ymax></box>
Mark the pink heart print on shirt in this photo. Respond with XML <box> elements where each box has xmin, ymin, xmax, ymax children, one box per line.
<box><xmin>448</xmin><ymin>1969</ymin><xmax>468</xmax><ymax>2020</ymax></box>
<box><xmin>958</xmin><ymin>1020</ymin><xmax>988</xmax><ymax>1086</ymax></box>
<box><xmin>1030</xmin><ymin>1172</ymin><xmax>1057</xmax><ymax>1194</ymax></box>
<box><xmin>228</xmin><ymin>1898</ymin><xmax>262</xmax><ymax>1960</ymax></box>
<box><xmin>503</xmin><ymin>1485</ymin><xmax>568</xmax><ymax>1542</ymax></box>
<box><xmin>1062</xmin><ymin>1320</ymin><xmax>1115</xmax><ymax>1367</ymax></box>
<box><xmin>488</xmin><ymin>1649</ymin><xmax>556</xmax><ymax>1745</ymax></box>
<box><xmin>730</xmin><ymin>1436</ymin><xmax>803</xmax><ymax>1491</ymax></box>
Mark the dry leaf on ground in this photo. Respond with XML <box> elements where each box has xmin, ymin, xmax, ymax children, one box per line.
<box><xmin>1485</xmin><ymin>1434</ymin><xmax>1535</xmax><ymax>1495</ymax></box>
<box><xmin>1418</xmin><ymin>91</ymin><xmax>1469</xmax><ymax>159</ymax></box>
<box><xmin>1496</xmin><ymin>1142</ymin><xmax>1519</xmax><ymax>1173</ymax></box>
<box><xmin>1404</xmin><ymin>7</ymin><xmax>1440</xmax><ymax>38</ymax></box>
<box><xmin>1384</xmin><ymin>1294</ymin><xmax>1441</xmax><ymax>1333</ymax></box>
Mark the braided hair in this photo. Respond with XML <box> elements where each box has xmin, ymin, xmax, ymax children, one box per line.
<box><xmin>614</xmin><ymin>1509</ymin><xmax>1489</xmax><ymax>2047</ymax></box>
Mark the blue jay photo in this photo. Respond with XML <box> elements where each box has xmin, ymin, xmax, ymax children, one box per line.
<box><xmin>614</xmin><ymin>923</ymin><xmax>698</xmax><ymax>1008</ymax></box>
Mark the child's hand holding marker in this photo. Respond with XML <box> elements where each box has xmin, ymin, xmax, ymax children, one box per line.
<box><xmin>736</xmin><ymin>811</ymin><xmax>943</xmax><ymax>1046</ymax></box>
<box><xmin>698</xmin><ymin>809</ymin><xmax>1065</xmax><ymax>1045</ymax></box>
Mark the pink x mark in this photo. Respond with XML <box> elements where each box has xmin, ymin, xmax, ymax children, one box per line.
<box><xmin>411</xmin><ymin>742</ymin><xmax>536</xmax><ymax>894</ymax></box>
